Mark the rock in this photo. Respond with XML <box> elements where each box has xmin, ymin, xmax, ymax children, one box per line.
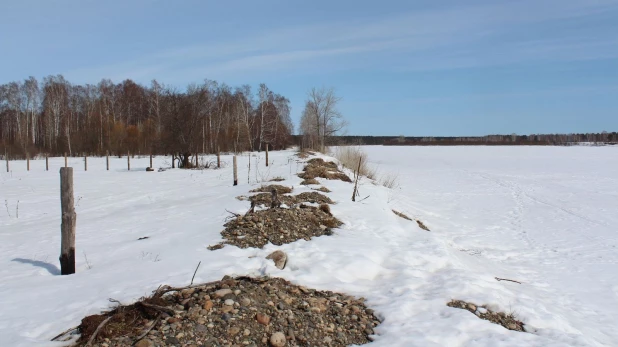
<box><xmin>195</xmin><ymin>324</ymin><xmax>208</xmax><ymax>334</ymax></box>
<box><xmin>241</xmin><ymin>297</ymin><xmax>251</xmax><ymax>306</ymax></box>
<box><xmin>221</xmin><ymin>305</ymin><xmax>234</xmax><ymax>313</ymax></box>
<box><xmin>224</xmin><ymin>299</ymin><xmax>235</xmax><ymax>306</ymax></box>
<box><xmin>244</xmin><ymin>328</ymin><xmax>251</xmax><ymax>336</ymax></box>
<box><xmin>214</xmin><ymin>288</ymin><xmax>233</xmax><ymax>298</ymax></box>
<box><xmin>467</xmin><ymin>303</ymin><xmax>477</xmax><ymax>311</ymax></box>
<box><xmin>165</xmin><ymin>336</ymin><xmax>181</xmax><ymax>345</ymax></box>
<box><xmin>203</xmin><ymin>300</ymin><xmax>213</xmax><ymax>311</ymax></box>
<box><xmin>134</xmin><ymin>340</ymin><xmax>154</xmax><ymax>347</ymax></box>
<box><xmin>266</xmin><ymin>250</ymin><xmax>288</xmax><ymax>270</ymax></box>
<box><xmin>269</xmin><ymin>332</ymin><xmax>287</xmax><ymax>346</ymax></box>
<box><xmin>234</xmin><ymin>289</ymin><xmax>241</xmax><ymax>295</ymax></box>
<box><xmin>324</xmin><ymin>336</ymin><xmax>332</xmax><ymax>344</ymax></box>
<box><xmin>228</xmin><ymin>326</ymin><xmax>241</xmax><ymax>336</ymax></box>
<box><xmin>256</xmin><ymin>313</ymin><xmax>271</xmax><ymax>325</ymax></box>
<box><xmin>167</xmin><ymin>317</ymin><xmax>179</xmax><ymax>324</ymax></box>
<box><xmin>507</xmin><ymin>323</ymin><xmax>518</xmax><ymax>330</ymax></box>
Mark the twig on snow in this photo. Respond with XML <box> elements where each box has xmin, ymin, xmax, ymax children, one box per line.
<box><xmin>495</xmin><ymin>277</ymin><xmax>522</xmax><ymax>284</ymax></box>
<box><xmin>190</xmin><ymin>261</ymin><xmax>201</xmax><ymax>286</ymax></box>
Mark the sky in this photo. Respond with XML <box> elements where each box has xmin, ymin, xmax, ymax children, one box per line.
<box><xmin>1</xmin><ymin>0</ymin><xmax>617</xmax><ymax>136</ymax></box>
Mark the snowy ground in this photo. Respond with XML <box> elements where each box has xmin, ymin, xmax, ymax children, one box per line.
<box><xmin>1</xmin><ymin>146</ymin><xmax>617</xmax><ymax>346</ymax></box>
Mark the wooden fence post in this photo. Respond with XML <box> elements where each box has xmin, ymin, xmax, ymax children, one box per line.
<box><xmin>5</xmin><ymin>153</ymin><xmax>8</xmax><ymax>172</ymax></box>
<box><xmin>265</xmin><ymin>143</ymin><xmax>269</xmax><ymax>167</ymax></box>
<box><xmin>106</xmin><ymin>151</ymin><xmax>109</xmax><ymax>171</ymax></box>
<box><xmin>150</xmin><ymin>154</ymin><xmax>153</xmax><ymax>168</ymax></box>
<box><xmin>127</xmin><ymin>151</ymin><xmax>130</xmax><ymax>171</ymax></box>
<box><xmin>217</xmin><ymin>149</ymin><xmax>221</xmax><ymax>168</ymax></box>
<box><xmin>60</xmin><ymin>167</ymin><xmax>76</xmax><ymax>275</ymax></box>
<box><xmin>84</xmin><ymin>155</ymin><xmax>87</xmax><ymax>171</ymax></box>
<box><xmin>233</xmin><ymin>155</ymin><xmax>238</xmax><ymax>186</ymax></box>
<box><xmin>64</xmin><ymin>153</ymin><xmax>67</xmax><ymax>167</ymax></box>
<box><xmin>195</xmin><ymin>152</ymin><xmax>198</xmax><ymax>167</ymax></box>
<box><xmin>27</xmin><ymin>153</ymin><xmax>30</xmax><ymax>171</ymax></box>
<box><xmin>46</xmin><ymin>154</ymin><xmax>49</xmax><ymax>171</ymax></box>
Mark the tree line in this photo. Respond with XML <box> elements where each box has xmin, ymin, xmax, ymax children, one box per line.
<box><xmin>0</xmin><ymin>76</ymin><xmax>294</xmax><ymax>165</ymax></box>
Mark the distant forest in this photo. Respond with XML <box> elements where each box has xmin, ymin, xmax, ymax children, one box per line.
<box><xmin>319</xmin><ymin>133</ymin><xmax>618</xmax><ymax>146</ymax></box>
<box><xmin>0</xmin><ymin>76</ymin><xmax>294</xmax><ymax>161</ymax></box>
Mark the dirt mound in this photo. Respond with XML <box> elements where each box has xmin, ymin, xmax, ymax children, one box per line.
<box><xmin>300</xmin><ymin>178</ymin><xmax>320</xmax><ymax>185</ymax></box>
<box><xmin>298</xmin><ymin>159</ymin><xmax>351</xmax><ymax>183</ymax></box>
<box><xmin>248</xmin><ymin>192</ymin><xmax>334</xmax><ymax>208</ymax></box>
<box><xmin>249</xmin><ymin>193</ymin><xmax>297</xmax><ymax>207</ymax></box>
<box><xmin>61</xmin><ymin>276</ymin><xmax>380</xmax><ymax>346</ymax></box>
<box><xmin>250</xmin><ymin>185</ymin><xmax>293</xmax><ymax>194</ymax></box>
<box><xmin>295</xmin><ymin>192</ymin><xmax>334</xmax><ymax>204</ymax></box>
<box><xmin>447</xmin><ymin>300</ymin><xmax>525</xmax><ymax>332</ymax></box>
<box><xmin>215</xmin><ymin>205</ymin><xmax>342</xmax><ymax>249</ymax></box>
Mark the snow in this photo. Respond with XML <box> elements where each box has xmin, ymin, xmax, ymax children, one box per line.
<box><xmin>1</xmin><ymin>146</ymin><xmax>617</xmax><ymax>346</ymax></box>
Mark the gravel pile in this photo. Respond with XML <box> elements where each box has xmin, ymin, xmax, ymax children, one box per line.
<box><xmin>72</xmin><ymin>276</ymin><xmax>380</xmax><ymax>347</ymax></box>
<box><xmin>297</xmin><ymin>159</ymin><xmax>351</xmax><ymax>183</ymax></box>
<box><xmin>215</xmin><ymin>205</ymin><xmax>342</xmax><ymax>249</ymax></box>
<box><xmin>447</xmin><ymin>300</ymin><xmax>525</xmax><ymax>332</ymax></box>
<box><xmin>248</xmin><ymin>192</ymin><xmax>334</xmax><ymax>208</ymax></box>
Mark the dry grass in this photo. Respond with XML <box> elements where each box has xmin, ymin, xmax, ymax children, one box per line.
<box><xmin>298</xmin><ymin>158</ymin><xmax>352</xmax><ymax>182</ymax></box>
<box><xmin>301</xmin><ymin>178</ymin><xmax>320</xmax><ymax>185</ymax></box>
<box><xmin>269</xmin><ymin>176</ymin><xmax>285</xmax><ymax>182</ymax></box>
<box><xmin>392</xmin><ymin>210</ymin><xmax>412</xmax><ymax>221</ymax></box>
<box><xmin>331</xmin><ymin>146</ymin><xmax>377</xmax><ymax>179</ymax></box>
<box><xmin>315</xmin><ymin>186</ymin><xmax>331</xmax><ymax>193</ymax></box>
<box><xmin>379</xmin><ymin>172</ymin><xmax>400</xmax><ymax>189</ymax></box>
<box><xmin>416</xmin><ymin>220</ymin><xmax>430</xmax><ymax>231</ymax></box>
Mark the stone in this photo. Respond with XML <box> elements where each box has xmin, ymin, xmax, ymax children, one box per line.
<box><xmin>244</xmin><ymin>328</ymin><xmax>251</xmax><ymax>336</ymax></box>
<box><xmin>167</xmin><ymin>317</ymin><xmax>179</xmax><ymax>324</ymax></box>
<box><xmin>224</xmin><ymin>299</ymin><xmax>235</xmax><ymax>306</ymax></box>
<box><xmin>195</xmin><ymin>324</ymin><xmax>208</xmax><ymax>334</ymax></box>
<box><xmin>165</xmin><ymin>336</ymin><xmax>181</xmax><ymax>345</ymax></box>
<box><xmin>269</xmin><ymin>332</ymin><xmax>287</xmax><ymax>347</ymax></box>
<box><xmin>256</xmin><ymin>313</ymin><xmax>271</xmax><ymax>325</ymax></box>
<box><xmin>324</xmin><ymin>336</ymin><xmax>332</xmax><ymax>344</ymax></box>
<box><xmin>203</xmin><ymin>300</ymin><xmax>213</xmax><ymax>311</ymax></box>
<box><xmin>241</xmin><ymin>297</ymin><xmax>251</xmax><ymax>306</ymax></box>
<box><xmin>228</xmin><ymin>326</ymin><xmax>241</xmax><ymax>336</ymax></box>
<box><xmin>467</xmin><ymin>303</ymin><xmax>477</xmax><ymax>311</ymax></box>
<box><xmin>266</xmin><ymin>250</ymin><xmax>288</xmax><ymax>270</ymax></box>
<box><xmin>214</xmin><ymin>288</ymin><xmax>233</xmax><ymax>298</ymax></box>
<box><xmin>135</xmin><ymin>340</ymin><xmax>154</xmax><ymax>347</ymax></box>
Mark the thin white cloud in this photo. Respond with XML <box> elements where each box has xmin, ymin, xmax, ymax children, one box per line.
<box><xmin>63</xmin><ymin>0</ymin><xmax>618</xmax><ymax>84</ymax></box>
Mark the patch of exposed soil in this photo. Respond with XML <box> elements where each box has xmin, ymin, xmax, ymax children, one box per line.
<box><xmin>298</xmin><ymin>159</ymin><xmax>352</xmax><ymax>183</ymax></box>
<box><xmin>63</xmin><ymin>276</ymin><xmax>380</xmax><ymax>347</ymax></box>
<box><xmin>250</xmin><ymin>185</ymin><xmax>293</xmax><ymax>195</ymax></box>
<box><xmin>216</xmin><ymin>205</ymin><xmax>342</xmax><ymax>249</ymax></box>
<box><xmin>447</xmin><ymin>300</ymin><xmax>525</xmax><ymax>332</ymax></box>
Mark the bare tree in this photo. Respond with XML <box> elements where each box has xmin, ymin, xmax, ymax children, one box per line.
<box><xmin>301</xmin><ymin>87</ymin><xmax>346</xmax><ymax>151</ymax></box>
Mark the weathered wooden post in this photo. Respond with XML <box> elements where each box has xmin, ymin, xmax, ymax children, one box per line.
<box><xmin>265</xmin><ymin>143</ymin><xmax>269</xmax><ymax>167</ymax></box>
<box><xmin>60</xmin><ymin>167</ymin><xmax>76</xmax><ymax>275</ymax></box>
<box><xmin>127</xmin><ymin>151</ymin><xmax>130</xmax><ymax>171</ymax></box>
<box><xmin>84</xmin><ymin>155</ymin><xmax>87</xmax><ymax>171</ymax></box>
<box><xmin>233</xmin><ymin>155</ymin><xmax>238</xmax><ymax>186</ymax></box>
<box><xmin>27</xmin><ymin>153</ymin><xmax>30</xmax><ymax>171</ymax></box>
<box><xmin>352</xmin><ymin>155</ymin><xmax>363</xmax><ymax>202</ymax></box>
<box><xmin>64</xmin><ymin>153</ymin><xmax>68</xmax><ymax>167</ymax></box>
<box><xmin>5</xmin><ymin>153</ymin><xmax>9</xmax><ymax>172</ymax></box>
<box><xmin>195</xmin><ymin>152</ymin><xmax>199</xmax><ymax>167</ymax></box>
<box><xmin>46</xmin><ymin>154</ymin><xmax>49</xmax><ymax>171</ymax></box>
<box><xmin>106</xmin><ymin>151</ymin><xmax>110</xmax><ymax>171</ymax></box>
<box><xmin>217</xmin><ymin>149</ymin><xmax>221</xmax><ymax>168</ymax></box>
<box><xmin>150</xmin><ymin>153</ymin><xmax>153</xmax><ymax>168</ymax></box>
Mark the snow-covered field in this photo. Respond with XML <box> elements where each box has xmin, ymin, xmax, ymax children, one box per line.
<box><xmin>1</xmin><ymin>146</ymin><xmax>617</xmax><ymax>346</ymax></box>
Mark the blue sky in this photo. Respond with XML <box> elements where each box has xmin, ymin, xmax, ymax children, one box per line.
<box><xmin>1</xmin><ymin>0</ymin><xmax>617</xmax><ymax>136</ymax></box>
